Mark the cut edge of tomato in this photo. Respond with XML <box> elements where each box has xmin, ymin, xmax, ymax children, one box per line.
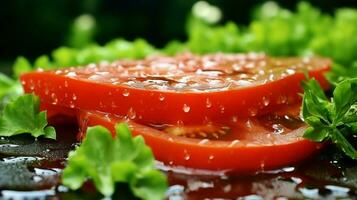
<box><xmin>77</xmin><ymin>110</ymin><xmax>323</xmax><ymax>174</ymax></box>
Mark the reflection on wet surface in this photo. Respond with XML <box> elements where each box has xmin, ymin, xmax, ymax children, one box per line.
<box><xmin>0</xmin><ymin>126</ymin><xmax>357</xmax><ymax>200</ymax></box>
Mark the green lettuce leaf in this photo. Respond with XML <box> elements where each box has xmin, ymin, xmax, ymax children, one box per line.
<box><xmin>0</xmin><ymin>94</ymin><xmax>56</xmax><ymax>139</ymax></box>
<box><xmin>62</xmin><ymin>123</ymin><xmax>168</xmax><ymax>199</ymax></box>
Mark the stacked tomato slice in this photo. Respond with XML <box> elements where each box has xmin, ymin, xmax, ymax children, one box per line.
<box><xmin>21</xmin><ymin>53</ymin><xmax>330</xmax><ymax>173</ymax></box>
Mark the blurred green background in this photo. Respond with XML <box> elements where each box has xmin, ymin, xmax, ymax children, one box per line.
<box><xmin>1</xmin><ymin>0</ymin><xmax>356</xmax><ymax>63</ymax></box>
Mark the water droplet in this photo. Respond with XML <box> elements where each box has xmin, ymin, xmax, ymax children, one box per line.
<box><xmin>69</xmin><ymin>101</ymin><xmax>75</xmax><ymax>108</ymax></box>
<box><xmin>122</xmin><ymin>89</ymin><xmax>130</xmax><ymax>97</ymax></box>
<box><xmin>286</xmin><ymin>69</ymin><xmax>295</xmax><ymax>75</ymax></box>
<box><xmin>272</xmin><ymin>124</ymin><xmax>284</xmax><ymax>134</ymax></box>
<box><xmin>260</xmin><ymin>161</ymin><xmax>265</xmax><ymax>171</ymax></box>
<box><xmin>45</xmin><ymin>149</ymin><xmax>51</xmax><ymax>152</ymax></box>
<box><xmin>159</xmin><ymin>94</ymin><xmax>165</xmax><ymax>101</ymax></box>
<box><xmin>231</xmin><ymin>116</ymin><xmax>238</xmax><ymax>123</ymax></box>
<box><xmin>228</xmin><ymin>140</ymin><xmax>240</xmax><ymax>147</ymax></box>
<box><xmin>66</xmin><ymin>72</ymin><xmax>77</xmax><ymax>77</ymax></box>
<box><xmin>184</xmin><ymin>154</ymin><xmax>190</xmax><ymax>161</ymax></box>
<box><xmin>168</xmin><ymin>137</ymin><xmax>174</xmax><ymax>142</ymax></box>
<box><xmin>21</xmin><ymin>80</ymin><xmax>26</xmax><ymax>85</ymax></box>
<box><xmin>263</xmin><ymin>96</ymin><xmax>270</xmax><ymax>106</ymax></box>
<box><xmin>248</xmin><ymin>108</ymin><xmax>257</xmax><ymax>116</ymax></box>
<box><xmin>111</xmin><ymin>101</ymin><xmax>117</xmax><ymax>108</ymax></box>
<box><xmin>44</xmin><ymin>88</ymin><xmax>49</xmax><ymax>95</ymax></box>
<box><xmin>236</xmin><ymin>80</ymin><xmax>252</xmax><ymax>86</ymax></box>
<box><xmin>176</xmin><ymin>120</ymin><xmax>184</xmax><ymax>126</ymax></box>
<box><xmin>208</xmin><ymin>155</ymin><xmax>214</xmax><ymax>160</ymax></box>
<box><xmin>127</xmin><ymin>108</ymin><xmax>136</xmax><ymax>120</ymax></box>
<box><xmin>245</xmin><ymin>119</ymin><xmax>253</xmax><ymax>129</ymax></box>
<box><xmin>183</xmin><ymin>104</ymin><xmax>190</xmax><ymax>113</ymax></box>
<box><xmin>223</xmin><ymin>184</ymin><xmax>232</xmax><ymax>193</ymax></box>
<box><xmin>88</xmin><ymin>74</ymin><xmax>101</xmax><ymax>80</ymax></box>
<box><xmin>29</xmin><ymin>81</ymin><xmax>35</xmax><ymax>91</ymax></box>
<box><xmin>72</xmin><ymin>94</ymin><xmax>77</xmax><ymax>101</ymax></box>
<box><xmin>51</xmin><ymin>93</ymin><xmax>58</xmax><ymax>105</ymax></box>
<box><xmin>220</xmin><ymin>105</ymin><xmax>225</xmax><ymax>114</ymax></box>
<box><xmin>198</xmin><ymin>139</ymin><xmax>209</xmax><ymax>145</ymax></box>
<box><xmin>277</xmin><ymin>95</ymin><xmax>287</xmax><ymax>104</ymax></box>
<box><xmin>206</xmin><ymin>98</ymin><xmax>212</xmax><ymax>108</ymax></box>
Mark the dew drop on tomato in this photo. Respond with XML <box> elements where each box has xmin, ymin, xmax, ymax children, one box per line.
<box><xmin>51</xmin><ymin>93</ymin><xmax>58</xmax><ymax>105</ymax></box>
<box><xmin>44</xmin><ymin>87</ymin><xmax>49</xmax><ymax>95</ymax></box>
<box><xmin>66</xmin><ymin>72</ymin><xmax>77</xmax><ymax>77</ymax></box>
<box><xmin>272</xmin><ymin>124</ymin><xmax>284</xmax><ymax>134</ymax></box>
<box><xmin>263</xmin><ymin>96</ymin><xmax>270</xmax><ymax>106</ymax></box>
<box><xmin>260</xmin><ymin>161</ymin><xmax>266</xmax><ymax>171</ymax></box>
<box><xmin>248</xmin><ymin>108</ymin><xmax>258</xmax><ymax>116</ymax></box>
<box><xmin>69</xmin><ymin>101</ymin><xmax>75</xmax><ymax>108</ymax></box>
<box><xmin>206</xmin><ymin>98</ymin><xmax>212</xmax><ymax>108</ymax></box>
<box><xmin>220</xmin><ymin>105</ymin><xmax>225</xmax><ymax>114</ymax></box>
<box><xmin>72</xmin><ymin>94</ymin><xmax>77</xmax><ymax>101</ymax></box>
<box><xmin>245</xmin><ymin>119</ymin><xmax>253</xmax><ymax>129</ymax></box>
<box><xmin>231</xmin><ymin>116</ymin><xmax>238</xmax><ymax>123</ymax></box>
<box><xmin>183</xmin><ymin>104</ymin><xmax>190</xmax><ymax>113</ymax></box>
<box><xmin>277</xmin><ymin>95</ymin><xmax>288</xmax><ymax>104</ymax></box>
<box><xmin>198</xmin><ymin>139</ymin><xmax>209</xmax><ymax>145</ymax></box>
<box><xmin>29</xmin><ymin>80</ymin><xmax>35</xmax><ymax>91</ymax></box>
<box><xmin>228</xmin><ymin>139</ymin><xmax>240</xmax><ymax>147</ymax></box>
<box><xmin>122</xmin><ymin>89</ymin><xmax>130</xmax><ymax>97</ymax></box>
<box><xmin>184</xmin><ymin>153</ymin><xmax>190</xmax><ymax>161</ymax></box>
<box><xmin>286</xmin><ymin>68</ymin><xmax>296</xmax><ymax>75</ymax></box>
<box><xmin>127</xmin><ymin>107</ymin><xmax>136</xmax><ymax>120</ymax></box>
<box><xmin>159</xmin><ymin>94</ymin><xmax>165</xmax><ymax>101</ymax></box>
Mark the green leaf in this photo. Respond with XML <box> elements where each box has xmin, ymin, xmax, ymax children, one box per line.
<box><xmin>331</xmin><ymin>128</ymin><xmax>357</xmax><ymax>160</ymax></box>
<box><xmin>13</xmin><ymin>56</ymin><xmax>32</xmax><ymax>78</ymax></box>
<box><xmin>0</xmin><ymin>94</ymin><xmax>56</xmax><ymax>139</ymax></box>
<box><xmin>303</xmin><ymin>126</ymin><xmax>329</xmax><ymax>142</ymax></box>
<box><xmin>333</xmin><ymin>78</ymin><xmax>357</xmax><ymax>122</ymax></box>
<box><xmin>131</xmin><ymin>169</ymin><xmax>168</xmax><ymax>200</ymax></box>
<box><xmin>62</xmin><ymin>123</ymin><xmax>168</xmax><ymax>199</ymax></box>
<box><xmin>302</xmin><ymin>78</ymin><xmax>357</xmax><ymax>159</ymax></box>
<box><xmin>34</xmin><ymin>55</ymin><xmax>52</xmax><ymax>70</ymax></box>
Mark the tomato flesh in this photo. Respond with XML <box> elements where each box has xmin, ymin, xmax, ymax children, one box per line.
<box><xmin>75</xmin><ymin>105</ymin><xmax>322</xmax><ymax>173</ymax></box>
<box><xmin>21</xmin><ymin>53</ymin><xmax>330</xmax><ymax>125</ymax></box>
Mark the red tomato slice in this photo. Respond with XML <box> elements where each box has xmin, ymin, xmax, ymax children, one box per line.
<box><xmin>21</xmin><ymin>53</ymin><xmax>330</xmax><ymax>125</ymax></box>
<box><xmin>75</xmin><ymin>104</ymin><xmax>322</xmax><ymax>173</ymax></box>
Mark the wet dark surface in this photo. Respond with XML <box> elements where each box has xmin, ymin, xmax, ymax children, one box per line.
<box><xmin>0</xmin><ymin>126</ymin><xmax>357</xmax><ymax>200</ymax></box>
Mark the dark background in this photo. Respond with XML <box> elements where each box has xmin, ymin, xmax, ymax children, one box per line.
<box><xmin>1</xmin><ymin>0</ymin><xmax>357</xmax><ymax>62</ymax></box>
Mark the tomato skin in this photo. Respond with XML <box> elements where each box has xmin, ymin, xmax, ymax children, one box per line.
<box><xmin>77</xmin><ymin>110</ymin><xmax>322</xmax><ymax>173</ymax></box>
<box><xmin>21</xmin><ymin>67</ymin><xmax>329</xmax><ymax>125</ymax></box>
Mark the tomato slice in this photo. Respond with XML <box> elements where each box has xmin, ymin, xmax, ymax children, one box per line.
<box><xmin>21</xmin><ymin>53</ymin><xmax>330</xmax><ymax>125</ymax></box>
<box><xmin>75</xmin><ymin>104</ymin><xmax>322</xmax><ymax>173</ymax></box>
